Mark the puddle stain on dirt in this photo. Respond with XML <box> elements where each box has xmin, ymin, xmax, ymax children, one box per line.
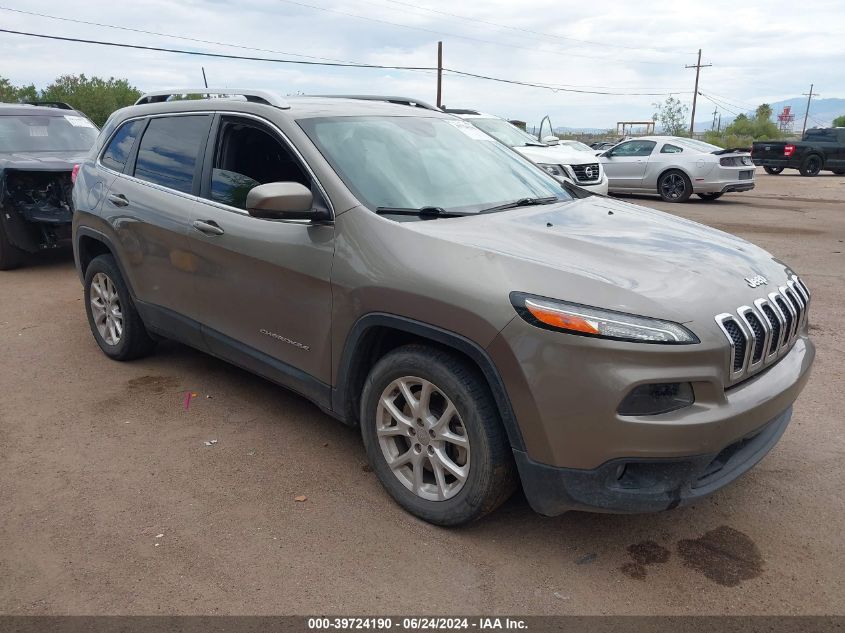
<box><xmin>126</xmin><ymin>375</ymin><xmax>181</xmax><ymax>395</ymax></box>
<box><xmin>677</xmin><ymin>525</ymin><xmax>763</xmax><ymax>587</ymax></box>
<box><xmin>619</xmin><ymin>540</ymin><xmax>671</xmax><ymax>580</ymax></box>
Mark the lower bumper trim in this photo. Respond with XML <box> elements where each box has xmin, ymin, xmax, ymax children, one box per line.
<box><xmin>514</xmin><ymin>406</ymin><xmax>792</xmax><ymax>516</ymax></box>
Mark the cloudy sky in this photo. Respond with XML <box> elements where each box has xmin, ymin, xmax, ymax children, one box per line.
<box><xmin>2</xmin><ymin>0</ymin><xmax>842</xmax><ymax>129</ymax></box>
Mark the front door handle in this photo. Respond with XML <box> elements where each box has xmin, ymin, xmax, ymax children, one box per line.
<box><xmin>192</xmin><ymin>220</ymin><xmax>225</xmax><ymax>236</ymax></box>
<box><xmin>107</xmin><ymin>193</ymin><xmax>129</xmax><ymax>207</ymax></box>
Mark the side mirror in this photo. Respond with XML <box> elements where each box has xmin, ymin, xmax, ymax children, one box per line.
<box><xmin>601</xmin><ymin>150</ymin><xmax>612</xmax><ymax>158</ymax></box>
<box><xmin>246</xmin><ymin>182</ymin><xmax>315</xmax><ymax>220</ymax></box>
<box><xmin>541</xmin><ymin>135</ymin><xmax>560</xmax><ymax>146</ymax></box>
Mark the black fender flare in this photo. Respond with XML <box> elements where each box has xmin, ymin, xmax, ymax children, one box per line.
<box><xmin>334</xmin><ymin>313</ymin><xmax>525</xmax><ymax>451</ymax></box>
<box><xmin>74</xmin><ymin>227</ymin><xmax>136</xmax><ymax>297</ymax></box>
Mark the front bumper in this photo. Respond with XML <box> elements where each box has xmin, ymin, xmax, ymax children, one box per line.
<box><xmin>575</xmin><ymin>176</ymin><xmax>608</xmax><ymax>196</ymax></box>
<box><xmin>488</xmin><ymin>315</ymin><xmax>814</xmax><ymax>515</ymax></box>
<box><xmin>514</xmin><ymin>406</ymin><xmax>791</xmax><ymax>515</ymax></box>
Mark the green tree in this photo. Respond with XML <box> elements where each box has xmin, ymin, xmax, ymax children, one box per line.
<box><xmin>834</xmin><ymin>115</ymin><xmax>845</xmax><ymax>127</ymax></box>
<box><xmin>652</xmin><ymin>96</ymin><xmax>689</xmax><ymax>136</ymax></box>
<box><xmin>40</xmin><ymin>74</ymin><xmax>141</xmax><ymax>127</ymax></box>
<box><xmin>0</xmin><ymin>76</ymin><xmax>38</xmax><ymax>103</ymax></box>
<box><xmin>703</xmin><ymin>103</ymin><xmax>782</xmax><ymax>147</ymax></box>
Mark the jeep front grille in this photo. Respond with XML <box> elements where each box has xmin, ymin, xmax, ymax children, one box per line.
<box><xmin>570</xmin><ymin>163</ymin><xmax>600</xmax><ymax>183</ymax></box>
<box><xmin>715</xmin><ymin>275</ymin><xmax>809</xmax><ymax>382</ymax></box>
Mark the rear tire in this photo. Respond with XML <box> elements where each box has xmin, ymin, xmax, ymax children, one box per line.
<box><xmin>0</xmin><ymin>223</ymin><xmax>24</xmax><ymax>270</ymax></box>
<box><xmin>658</xmin><ymin>170</ymin><xmax>692</xmax><ymax>203</ymax></box>
<box><xmin>84</xmin><ymin>254</ymin><xmax>156</xmax><ymax>361</ymax></box>
<box><xmin>697</xmin><ymin>192</ymin><xmax>724</xmax><ymax>201</ymax></box>
<box><xmin>763</xmin><ymin>166</ymin><xmax>784</xmax><ymax>175</ymax></box>
<box><xmin>360</xmin><ymin>344</ymin><xmax>516</xmax><ymax>526</ymax></box>
<box><xmin>799</xmin><ymin>155</ymin><xmax>823</xmax><ymax>177</ymax></box>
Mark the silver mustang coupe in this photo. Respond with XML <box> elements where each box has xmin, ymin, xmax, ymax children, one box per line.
<box><xmin>599</xmin><ymin>136</ymin><xmax>755</xmax><ymax>202</ymax></box>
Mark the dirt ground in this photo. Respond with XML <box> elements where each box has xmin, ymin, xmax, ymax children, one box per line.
<box><xmin>1</xmin><ymin>168</ymin><xmax>843</xmax><ymax>615</ymax></box>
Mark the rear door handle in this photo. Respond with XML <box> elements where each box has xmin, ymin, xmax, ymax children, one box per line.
<box><xmin>192</xmin><ymin>220</ymin><xmax>225</xmax><ymax>236</ymax></box>
<box><xmin>107</xmin><ymin>193</ymin><xmax>129</xmax><ymax>207</ymax></box>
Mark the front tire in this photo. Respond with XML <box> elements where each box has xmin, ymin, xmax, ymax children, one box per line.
<box><xmin>658</xmin><ymin>170</ymin><xmax>692</xmax><ymax>202</ymax></box>
<box><xmin>799</xmin><ymin>155</ymin><xmax>823</xmax><ymax>177</ymax></box>
<box><xmin>763</xmin><ymin>166</ymin><xmax>784</xmax><ymax>175</ymax></box>
<box><xmin>84</xmin><ymin>254</ymin><xmax>156</xmax><ymax>360</ymax></box>
<box><xmin>360</xmin><ymin>345</ymin><xmax>516</xmax><ymax>526</ymax></box>
<box><xmin>0</xmin><ymin>223</ymin><xmax>24</xmax><ymax>270</ymax></box>
<box><xmin>697</xmin><ymin>192</ymin><xmax>724</xmax><ymax>201</ymax></box>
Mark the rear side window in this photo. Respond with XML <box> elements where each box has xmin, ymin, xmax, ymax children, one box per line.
<box><xmin>133</xmin><ymin>116</ymin><xmax>210</xmax><ymax>194</ymax></box>
<box><xmin>101</xmin><ymin>120</ymin><xmax>144</xmax><ymax>172</ymax></box>
<box><xmin>661</xmin><ymin>144</ymin><xmax>683</xmax><ymax>154</ymax></box>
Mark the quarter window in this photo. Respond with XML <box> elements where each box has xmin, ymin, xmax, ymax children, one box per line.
<box><xmin>133</xmin><ymin>116</ymin><xmax>211</xmax><ymax>194</ymax></box>
<box><xmin>209</xmin><ymin>117</ymin><xmax>310</xmax><ymax>210</ymax></box>
<box><xmin>661</xmin><ymin>144</ymin><xmax>683</xmax><ymax>154</ymax></box>
<box><xmin>101</xmin><ymin>119</ymin><xmax>144</xmax><ymax>172</ymax></box>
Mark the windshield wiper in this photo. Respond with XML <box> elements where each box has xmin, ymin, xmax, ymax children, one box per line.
<box><xmin>375</xmin><ymin>206</ymin><xmax>469</xmax><ymax>218</ymax></box>
<box><xmin>523</xmin><ymin>142</ymin><xmax>547</xmax><ymax>147</ymax></box>
<box><xmin>478</xmin><ymin>196</ymin><xmax>560</xmax><ymax>214</ymax></box>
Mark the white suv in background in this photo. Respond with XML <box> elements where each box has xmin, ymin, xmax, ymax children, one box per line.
<box><xmin>445</xmin><ymin>109</ymin><xmax>608</xmax><ymax>195</ymax></box>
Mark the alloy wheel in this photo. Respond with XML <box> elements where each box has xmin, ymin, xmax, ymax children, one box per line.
<box><xmin>661</xmin><ymin>173</ymin><xmax>686</xmax><ymax>200</ymax></box>
<box><xmin>376</xmin><ymin>376</ymin><xmax>470</xmax><ymax>501</ymax></box>
<box><xmin>90</xmin><ymin>272</ymin><xmax>124</xmax><ymax>345</ymax></box>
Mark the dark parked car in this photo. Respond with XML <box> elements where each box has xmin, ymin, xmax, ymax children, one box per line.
<box><xmin>751</xmin><ymin>127</ymin><xmax>845</xmax><ymax>177</ymax></box>
<box><xmin>0</xmin><ymin>102</ymin><xmax>98</xmax><ymax>269</ymax></box>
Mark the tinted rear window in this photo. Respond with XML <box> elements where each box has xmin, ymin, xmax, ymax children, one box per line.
<box><xmin>101</xmin><ymin>120</ymin><xmax>144</xmax><ymax>172</ymax></box>
<box><xmin>133</xmin><ymin>116</ymin><xmax>210</xmax><ymax>194</ymax></box>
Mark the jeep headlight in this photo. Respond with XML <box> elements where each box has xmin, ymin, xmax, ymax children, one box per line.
<box><xmin>511</xmin><ymin>293</ymin><xmax>698</xmax><ymax>344</ymax></box>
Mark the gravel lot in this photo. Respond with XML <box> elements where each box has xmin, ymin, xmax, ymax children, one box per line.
<box><xmin>1</xmin><ymin>168</ymin><xmax>843</xmax><ymax>615</ymax></box>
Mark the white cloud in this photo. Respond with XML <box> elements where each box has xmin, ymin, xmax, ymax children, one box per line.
<box><xmin>1</xmin><ymin>0</ymin><xmax>842</xmax><ymax>128</ymax></box>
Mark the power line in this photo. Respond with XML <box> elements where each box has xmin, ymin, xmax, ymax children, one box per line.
<box><xmin>698</xmin><ymin>92</ymin><xmax>742</xmax><ymax>118</ymax></box>
<box><xmin>0</xmin><ymin>5</ymin><xmax>377</xmax><ymax>67</ymax></box>
<box><xmin>0</xmin><ymin>28</ymin><xmax>692</xmax><ymax>97</ymax></box>
<box><xmin>365</xmin><ymin>0</ymin><xmax>697</xmax><ymax>54</ymax></box>
<box><xmin>273</xmin><ymin>0</ymin><xmax>680</xmax><ymax>66</ymax></box>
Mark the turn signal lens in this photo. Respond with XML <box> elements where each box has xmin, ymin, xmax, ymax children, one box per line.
<box><xmin>525</xmin><ymin>302</ymin><xmax>599</xmax><ymax>334</ymax></box>
<box><xmin>512</xmin><ymin>294</ymin><xmax>699</xmax><ymax>344</ymax></box>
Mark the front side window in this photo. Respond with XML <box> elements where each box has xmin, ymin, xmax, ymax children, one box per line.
<box><xmin>660</xmin><ymin>144</ymin><xmax>683</xmax><ymax>154</ymax></box>
<box><xmin>612</xmin><ymin>140</ymin><xmax>656</xmax><ymax>157</ymax></box>
<box><xmin>209</xmin><ymin>118</ymin><xmax>309</xmax><ymax>210</ymax></box>
<box><xmin>101</xmin><ymin>119</ymin><xmax>144</xmax><ymax>172</ymax></box>
<box><xmin>0</xmin><ymin>114</ymin><xmax>98</xmax><ymax>152</ymax></box>
<box><xmin>133</xmin><ymin>115</ymin><xmax>211</xmax><ymax>194</ymax></box>
<box><xmin>299</xmin><ymin>116</ymin><xmax>571</xmax><ymax>214</ymax></box>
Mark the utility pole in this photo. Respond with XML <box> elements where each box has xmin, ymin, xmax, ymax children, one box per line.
<box><xmin>436</xmin><ymin>41</ymin><xmax>443</xmax><ymax>109</ymax></box>
<box><xmin>711</xmin><ymin>107</ymin><xmax>718</xmax><ymax>130</ymax></box>
<box><xmin>801</xmin><ymin>83</ymin><xmax>820</xmax><ymax>136</ymax></box>
<box><xmin>686</xmin><ymin>49</ymin><xmax>711</xmax><ymax>137</ymax></box>
<box><xmin>717</xmin><ymin>113</ymin><xmax>721</xmax><ymax>132</ymax></box>
<box><xmin>201</xmin><ymin>67</ymin><xmax>209</xmax><ymax>99</ymax></box>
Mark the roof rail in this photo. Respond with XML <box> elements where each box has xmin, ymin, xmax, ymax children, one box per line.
<box><xmin>315</xmin><ymin>95</ymin><xmax>441</xmax><ymax>112</ymax></box>
<box><xmin>134</xmin><ymin>89</ymin><xmax>290</xmax><ymax>109</ymax></box>
<box><xmin>23</xmin><ymin>101</ymin><xmax>75</xmax><ymax>110</ymax></box>
<box><xmin>442</xmin><ymin>108</ymin><xmax>481</xmax><ymax>115</ymax></box>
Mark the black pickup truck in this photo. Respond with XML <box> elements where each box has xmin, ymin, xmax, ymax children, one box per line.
<box><xmin>0</xmin><ymin>102</ymin><xmax>97</xmax><ymax>269</ymax></box>
<box><xmin>751</xmin><ymin>127</ymin><xmax>845</xmax><ymax>177</ymax></box>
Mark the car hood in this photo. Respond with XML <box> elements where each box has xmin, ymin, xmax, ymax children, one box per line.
<box><xmin>513</xmin><ymin>144</ymin><xmax>597</xmax><ymax>166</ymax></box>
<box><xmin>0</xmin><ymin>151</ymin><xmax>88</xmax><ymax>172</ymax></box>
<box><xmin>406</xmin><ymin>196</ymin><xmax>794</xmax><ymax>324</ymax></box>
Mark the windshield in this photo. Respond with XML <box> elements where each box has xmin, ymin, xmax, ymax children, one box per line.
<box><xmin>0</xmin><ymin>114</ymin><xmax>98</xmax><ymax>152</ymax></box>
<box><xmin>467</xmin><ymin>117</ymin><xmax>543</xmax><ymax>147</ymax></box>
<box><xmin>560</xmin><ymin>140</ymin><xmax>594</xmax><ymax>152</ymax></box>
<box><xmin>299</xmin><ymin>116</ymin><xmax>571</xmax><ymax>214</ymax></box>
<box><xmin>674</xmin><ymin>138</ymin><xmax>723</xmax><ymax>153</ymax></box>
